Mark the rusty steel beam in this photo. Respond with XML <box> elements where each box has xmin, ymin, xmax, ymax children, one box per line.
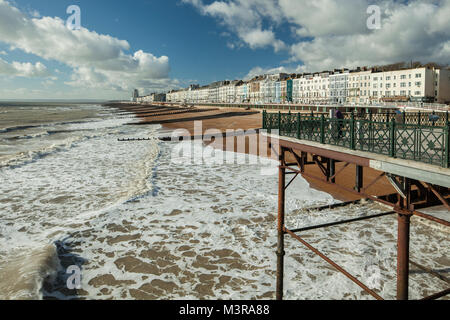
<box><xmin>276</xmin><ymin>145</ymin><xmax>449</xmax><ymax>301</ymax></box>
<box><xmin>328</xmin><ymin>158</ymin><xmax>336</xmax><ymax>183</ymax></box>
<box><xmin>279</xmin><ymin>139</ymin><xmax>371</xmax><ymax>167</ymax></box>
<box><xmin>290</xmin><ymin>211</ymin><xmax>396</xmax><ymax>233</ymax></box>
<box><xmin>270</xmin><ymin>143</ymin><xmax>279</xmax><ymax>160</ymax></box>
<box><xmin>410</xmin><ymin>261</ymin><xmax>450</xmax><ymax>285</ymax></box>
<box><xmin>283</xmin><ymin>166</ymin><xmax>396</xmax><ymax>208</ymax></box>
<box><xmin>276</xmin><ymin>148</ymin><xmax>286</xmax><ymax>301</ymax></box>
<box><xmin>302</xmin><ymin>199</ymin><xmax>371</xmax><ymax>212</ymax></box>
<box><xmin>421</xmin><ymin>288</ymin><xmax>450</xmax><ymax>300</ymax></box>
<box><xmin>284</xmin><ymin>228</ymin><xmax>384</xmax><ymax>300</ymax></box>
<box><xmin>285</xmin><ymin>172</ymin><xmax>299</xmax><ymax>190</ymax></box>
<box><xmin>411</xmin><ymin>210</ymin><xmax>450</xmax><ymax>227</ymax></box>
<box><xmin>289</xmin><ymin>148</ymin><xmax>304</xmax><ymax>173</ymax></box>
<box><xmin>329</xmin><ymin>162</ymin><xmax>350</xmax><ymax>182</ymax></box>
<box><xmin>313</xmin><ymin>155</ymin><xmax>329</xmax><ymax>178</ymax></box>
<box><xmin>422</xmin><ymin>182</ymin><xmax>450</xmax><ymax>211</ymax></box>
<box><xmin>284</xmin><ymin>165</ymin><xmax>450</xmax><ymax>228</ymax></box>
<box><xmin>362</xmin><ymin>172</ymin><xmax>386</xmax><ymax>193</ymax></box>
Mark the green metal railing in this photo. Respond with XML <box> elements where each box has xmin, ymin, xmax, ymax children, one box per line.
<box><xmin>263</xmin><ymin>110</ymin><xmax>450</xmax><ymax>168</ymax></box>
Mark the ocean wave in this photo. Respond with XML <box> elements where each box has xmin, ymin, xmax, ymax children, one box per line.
<box><xmin>0</xmin><ymin>244</ymin><xmax>61</xmax><ymax>300</ymax></box>
<box><xmin>0</xmin><ymin>135</ymin><xmax>86</xmax><ymax>169</ymax></box>
<box><xmin>2</xmin><ymin>131</ymin><xmax>50</xmax><ymax>141</ymax></box>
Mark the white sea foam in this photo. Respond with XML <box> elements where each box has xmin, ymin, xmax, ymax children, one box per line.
<box><xmin>0</xmin><ymin>105</ymin><xmax>448</xmax><ymax>300</ymax></box>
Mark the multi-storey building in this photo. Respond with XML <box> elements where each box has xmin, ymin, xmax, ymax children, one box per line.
<box><xmin>329</xmin><ymin>69</ymin><xmax>349</xmax><ymax>104</ymax></box>
<box><xmin>248</xmin><ymin>76</ymin><xmax>263</xmax><ymax>103</ymax></box>
<box><xmin>435</xmin><ymin>68</ymin><xmax>450</xmax><ymax>103</ymax></box>
<box><xmin>163</xmin><ymin>64</ymin><xmax>450</xmax><ymax>106</ymax></box>
<box><xmin>296</xmin><ymin>73</ymin><xmax>315</xmax><ymax>104</ymax></box>
<box><xmin>371</xmin><ymin>67</ymin><xmax>436</xmax><ymax>103</ymax></box>
<box><xmin>236</xmin><ymin>82</ymin><xmax>248</xmax><ymax>102</ymax></box>
<box><xmin>131</xmin><ymin>89</ymin><xmax>139</xmax><ymax>102</ymax></box>
<box><xmin>348</xmin><ymin>68</ymin><xmax>372</xmax><ymax>104</ymax></box>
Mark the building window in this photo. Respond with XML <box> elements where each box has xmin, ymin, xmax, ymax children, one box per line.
<box><xmin>415</xmin><ymin>74</ymin><xmax>421</xmax><ymax>78</ymax></box>
<box><xmin>415</xmin><ymin>82</ymin><xmax>421</xmax><ymax>86</ymax></box>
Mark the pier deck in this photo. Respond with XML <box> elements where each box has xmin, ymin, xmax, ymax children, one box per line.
<box><xmin>264</xmin><ymin>111</ymin><xmax>449</xmax><ymax>301</ymax></box>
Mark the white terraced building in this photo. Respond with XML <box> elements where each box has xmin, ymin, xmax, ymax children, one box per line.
<box><xmin>294</xmin><ymin>72</ymin><xmax>330</xmax><ymax>105</ymax></box>
<box><xmin>329</xmin><ymin>69</ymin><xmax>350</xmax><ymax>104</ymax></box>
<box><xmin>371</xmin><ymin>67</ymin><xmax>442</xmax><ymax>103</ymax></box>
<box><xmin>162</xmin><ymin>65</ymin><xmax>450</xmax><ymax>106</ymax></box>
<box><xmin>348</xmin><ymin>69</ymin><xmax>373</xmax><ymax>104</ymax></box>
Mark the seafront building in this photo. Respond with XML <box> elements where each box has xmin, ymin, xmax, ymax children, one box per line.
<box><xmin>135</xmin><ymin>92</ymin><xmax>166</xmax><ymax>103</ymax></box>
<box><xmin>348</xmin><ymin>68</ymin><xmax>373</xmax><ymax>104</ymax></box>
<box><xmin>162</xmin><ymin>64</ymin><xmax>450</xmax><ymax>106</ymax></box>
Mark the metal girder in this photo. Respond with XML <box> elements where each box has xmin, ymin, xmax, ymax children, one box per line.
<box><xmin>284</xmin><ymin>228</ymin><xmax>384</xmax><ymax>300</ymax></box>
<box><xmin>276</xmin><ymin>147</ymin><xmax>449</xmax><ymax>301</ymax></box>
<box><xmin>290</xmin><ymin>211</ymin><xmax>396</xmax><ymax>233</ymax></box>
<box><xmin>386</xmin><ymin>174</ymin><xmax>407</xmax><ymax>199</ymax></box>
<box><xmin>422</xmin><ymin>182</ymin><xmax>450</xmax><ymax>211</ymax></box>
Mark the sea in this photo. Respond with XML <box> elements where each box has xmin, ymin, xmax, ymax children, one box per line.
<box><xmin>0</xmin><ymin>102</ymin><xmax>448</xmax><ymax>300</ymax></box>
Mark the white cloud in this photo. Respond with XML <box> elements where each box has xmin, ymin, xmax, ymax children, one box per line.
<box><xmin>183</xmin><ymin>0</ymin><xmax>286</xmax><ymax>52</ymax></box>
<box><xmin>244</xmin><ymin>65</ymin><xmax>297</xmax><ymax>80</ymax></box>
<box><xmin>0</xmin><ymin>0</ymin><xmax>177</xmax><ymax>92</ymax></box>
<box><xmin>241</xmin><ymin>29</ymin><xmax>286</xmax><ymax>52</ymax></box>
<box><xmin>0</xmin><ymin>50</ymin><xmax>6</xmax><ymax>55</ymax></box>
<box><xmin>289</xmin><ymin>0</ymin><xmax>450</xmax><ymax>71</ymax></box>
<box><xmin>0</xmin><ymin>58</ymin><xmax>50</xmax><ymax>77</ymax></box>
<box><xmin>184</xmin><ymin>0</ymin><xmax>450</xmax><ymax>72</ymax></box>
<box><xmin>278</xmin><ymin>0</ymin><xmax>371</xmax><ymax>38</ymax></box>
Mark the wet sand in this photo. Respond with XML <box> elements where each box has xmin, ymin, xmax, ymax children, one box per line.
<box><xmin>108</xmin><ymin>103</ymin><xmax>396</xmax><ymax>202</ymax></box>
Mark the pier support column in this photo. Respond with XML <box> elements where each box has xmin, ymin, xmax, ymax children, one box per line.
<box><xmin>276</xmin><ymin>147</ymin><xmax>286</xmax><ymax>300</ymax></box>
<box><xmin>397</xmin><ymin>212</ymin><xmax>411</xmax><ymax>300</ymax></box>
<box><xmin>397</xmin><ymin>177</ymin><xmax>411</xmax><ymax>300</ymax></box>
<box><xmin>328</xmin><ymin>159</ymin><xmax>336</xmax><ymax>183</ymax></box>
<box><xmin>355</xmin><ymin>165</ymin><xmax>363</xmax><ymax>192</ymax></box>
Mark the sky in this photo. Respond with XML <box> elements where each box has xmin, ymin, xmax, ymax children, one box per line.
<box><xmin>0</xmin><ymin>0</ymin><xmax>449</xmax><ymax>100</ymax></box>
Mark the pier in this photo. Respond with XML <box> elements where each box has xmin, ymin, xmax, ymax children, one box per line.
<box><xmin>263</xmin><ymin>110</ymin><xmax>450</xmax><ymax>300</ymax></box>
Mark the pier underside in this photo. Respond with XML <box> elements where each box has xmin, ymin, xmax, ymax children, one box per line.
<box><xmin>270</xmin><ymin>134</ymin><xmax>450</xmax><ymax>300</ymax></box>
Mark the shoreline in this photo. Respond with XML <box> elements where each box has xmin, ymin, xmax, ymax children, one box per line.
<box><xmin>105</xmin><ymin>102</ymin><xmax>397</xmax><ymax>202</ymax></box>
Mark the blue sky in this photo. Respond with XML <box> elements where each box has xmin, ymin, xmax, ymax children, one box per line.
<box><xmin>0</xmin><ymin>0</ymin><xmax>448</xmax><ymax>99</ymax></box>
<box><xmin>12</xmin><ymin>0</ymin><xmax>291</xmax><ymax>81</ymax></box>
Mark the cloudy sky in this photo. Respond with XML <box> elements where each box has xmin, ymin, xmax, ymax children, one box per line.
<box><xmin>0</xmin><ymin>0</ymin><xmax>449</xmax><ymax>100</ymax></box>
